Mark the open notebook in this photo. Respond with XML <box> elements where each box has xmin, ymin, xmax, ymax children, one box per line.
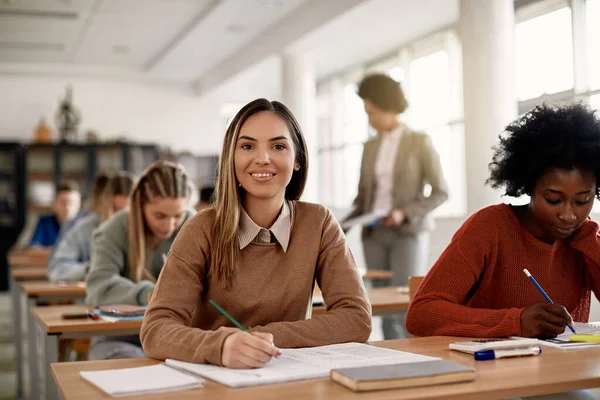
<box><xmin>165</xmin><ymin>342</ymin><xmax>439</xmax><ymax>388</ymax></box>
<box><xmin>514</xmin><ymin>322</ymin><xmax>600</xmax><ymax>349</ymax></box>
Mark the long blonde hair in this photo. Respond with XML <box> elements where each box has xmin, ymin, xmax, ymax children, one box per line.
<box><xmin>89</xmin><ymin>171</ymin><xmax>111</xmax><ymax>214</ymax></box>
<box><xmin>129</xmin><ymin>160</ymin><xmax>190</xmax><ymax>282</ymax></box>
<box><xmin>211</xmin><ymin>98</ymin><xmax>308</xmax><ymax>287</ymax></box>
<box><xmin>100</xmin><ymin>172</ymin><xmax>134</xmax><ymax>222</ymax></box>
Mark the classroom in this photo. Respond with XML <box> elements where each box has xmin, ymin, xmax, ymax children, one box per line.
<box><xmin>2</xmin><ymin>0</ymin><xmax>600</xmax><ymax>399</ymax></box>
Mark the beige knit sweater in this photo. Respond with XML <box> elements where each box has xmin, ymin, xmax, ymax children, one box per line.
<box><xmin>140</xmin><ymin>201</ymin><xmax>372</xmax><ymax>365</ymax></box>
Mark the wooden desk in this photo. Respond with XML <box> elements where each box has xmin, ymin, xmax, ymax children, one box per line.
<box><xmin>312</xmin><ymin>286</ymin><xmax>409</xmax><ymax>316</ymax></box>
<box><xmin>8</xmin><ymin>248</ymin><xmax>51</xmax><ymax>269</ymax></box>
<box><xmin>362</xmin><ymin>269</ymin><xmax>393</xmax><ymax>280</ymax></box>
<box><xmin>21</xmin><ymin>282</ymin><xmax>86</xmax><ymax>400</ymax></box>
<box><xmin>8</xmin><ymin>248</ymin><xmax>50</xmax><ymax>398</ymax></box>
<box><xmin>51</xmin><ymin>336</ymin><xmax>600</xmax><ymax>400</ymax></box>
<box><xmin>34</xmin><ymin>286</ymin><xmax>408</xmax><ymax>400</ymax></box>
<box><xmin>12</xmin><ymin>267</ymin><xmax>48</xmax><ymax>281</ymax></box>
<box><xmin>9</xmin><ymin>267</ymin><xmax>48</xmax><ymax>398</ymax></box>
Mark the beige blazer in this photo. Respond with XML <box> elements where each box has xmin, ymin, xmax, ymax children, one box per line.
<box><xmin>350</xmin><ymin>128</ymin><xmax>448</xmax><ymax>235</ymax></box>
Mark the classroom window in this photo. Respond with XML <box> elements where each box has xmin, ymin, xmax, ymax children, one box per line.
<box><xmin>316</xmin><ymin>31</ymin><xmax>466</xmax><ymax>217</ymax></box>
<box><xmin>403</xmin><ymin>50</ymin><xmax>466</xmax><ymax>217</ymax></box>
<box><xmin>317</xmin><ymin>81</ymin><xmax>369</xmax><ymax>208</ymax></box>
<box><xmin>590</xmin><ymin>94</ymin><xmax>600</xmax><ymax>111</ymax></box>
<box><xmin>516</xmin><ymin>6</ymin><xmax>574</xmax><ymax>100</ymax></box>
<box><xmin>588</xmin><ymin>0</ymin><xmax>600</xmax><ymax>90</ymax></box>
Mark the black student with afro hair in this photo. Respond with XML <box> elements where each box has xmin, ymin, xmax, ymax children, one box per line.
<box><xmin>407</xmin><ymin>104</ymin><xmax>600</xmax><ymax>370</ymax></box>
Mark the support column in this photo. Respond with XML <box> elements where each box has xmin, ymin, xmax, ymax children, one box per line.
<box><xmin>461</xmin><ymin>0</ymin><xmax>517</xmax><ymax>213</ymax></box>
<box><xmin>280</xmin><ymin>51</ymin><xmax>319</xmax><ymax>202</ymax></box>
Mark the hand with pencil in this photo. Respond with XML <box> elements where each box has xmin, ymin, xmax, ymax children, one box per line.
<box><xmin>210</xmin><ymin>299</ymin><xmax>281</xmax><ymax>369</ymax></box>
<box><xmin>520</xmin><ymin>269</ymin><xmax>576</xmax><ymax>339</ymax></box>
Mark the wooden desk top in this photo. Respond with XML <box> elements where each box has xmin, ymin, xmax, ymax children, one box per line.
<box><xmin>313</xmin><ymin>286</ymin><xmax>409</xmax><ymax>316</ymax></box>
<box><xmin>8</xmin><ymin>248</ymin><xmax>50</xmax><ymax>268</ymax></box>
<box><xmin>11</xmin><ymin>267</ymin><xmax>48</xmax><ymax>281</ymax></box>
<box><xmin>32</xmin><ymin>286</ymin><xmax>409</xmax><ymax>334</ymax></box>
<box><xmin>362</xmin><ymin>270</ymin><xmax>393</xmax><ymax>280</ymax></box>
<box><xmin>20</xmin><ymin>281</ymin><xmax>86</xmax><ymax>298</ymax></box>
<box><xmin>31</xmin><ymin>305</ymin><xmax>142</xmax><ymax>334</ymax></box>
<box><xmin>51</xmin><ymin>336</ymin><xmax>600</xmax><ymax>400</ymax></box>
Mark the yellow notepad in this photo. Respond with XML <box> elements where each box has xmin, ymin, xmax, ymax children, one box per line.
<box><xmin>569</xmin><ymin>334</ymin><xmax>600</xmax><ymax>343</ymax></box>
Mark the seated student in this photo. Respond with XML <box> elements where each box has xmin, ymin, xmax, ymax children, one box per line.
<box><xmin>29</xmin><ymin>180</ymin><xmax>81</xmax><ymax>247</ymax></box>
<box><xmin>140</xmin><ymin>98</ymin><xmax>371</xmax><ymax>369</ymax></box>
<box><xmin>194</xmin><ymin>185</ymin><xmax>214</xmax><ymax>212</ymax></box>
<box><xmin>85</xmin><ymin>160</ymin><xmax>194</xmax><ymax>360</ymax></box>
<box><xmin>51</xmin><ymin>171</ymin><xmax>111</xmax><ymax>256</ymax></box>
<box><xmin>48</xmin><ymin>172</ymin><xmax>134</xmax><ymax>282</ymax></box>
<box><xmin>406</xmin><ymin>103</ymin><xmax>600</xmax><ymax>341</ymax></box>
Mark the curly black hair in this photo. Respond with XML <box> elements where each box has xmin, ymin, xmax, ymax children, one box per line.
<box><xmin>487</xmin><ymin>103</ymin><xmax>600</xmax><ymax>199</ymax></box>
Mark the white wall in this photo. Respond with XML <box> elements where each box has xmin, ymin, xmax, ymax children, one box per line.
<box><xmin>0</xmin><ymin>74</ymin><xmax>224</xmax><ymax>155</ymax></box>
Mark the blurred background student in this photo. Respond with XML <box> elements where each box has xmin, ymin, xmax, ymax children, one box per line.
<box><xmin>48</xmin><ymin>172</ymin><xmax>134</xmax><ymax>282</ymax></box>
<box><xmin>194</xmin><ymin>185</ymin><xmax>215</xmax><ymax>212</ymax></box>
<box><xmin>346</xmin><ymin>73</ymin><xmax>448</xmax><ymax>339</ymax></box>
<box><xmin>85</xmin><ymin>160</ymin><xmax>194</xmax><ymax>360</ymax></box>
<box><xmin>28</xmin><ymin>180</ymin><xmax>81</xmax><ymax>248</ymax></box>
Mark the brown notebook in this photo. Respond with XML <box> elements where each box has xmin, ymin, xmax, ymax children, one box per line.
<box><xmin>330</xmin><ymin>360</ymin><xmax>475</xmax><ymax>392</ymax></box>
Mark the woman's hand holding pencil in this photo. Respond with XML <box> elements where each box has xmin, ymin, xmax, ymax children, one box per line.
<box><xmin>222</xmin><ymin>331</ymin><xmax>281</xmax><ymax>369</ymax></box>
<box><xmin>209</xmin><ymin>299</ymin><xmax>281</xmax><ymax>369</ymax></box>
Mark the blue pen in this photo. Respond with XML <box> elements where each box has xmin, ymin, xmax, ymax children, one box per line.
<box><xmin>474</xmin><ymin>346</ymin><xmax>542</xmax><ymax>361</ymax></box>
<box><xmin>523</xmin><ymin>269</ymin><xmax>576</xmax><ymax>334</ymax></box>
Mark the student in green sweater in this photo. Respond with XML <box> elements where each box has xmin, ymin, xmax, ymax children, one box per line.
<box><xmin>141</xmin><ymin>99</ymin><xmax>372</xmax><ymax>369</ymax></box>
<box><xmin>86</xmin><ymin>160</ymin><xmax>195</xmax><ymax>360</ymax></box>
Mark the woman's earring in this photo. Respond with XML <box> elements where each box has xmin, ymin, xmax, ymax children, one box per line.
<box><xmin>295</xmin><ymin>163</ymin><xmax>300</xmax><ymax>171</ymax></box>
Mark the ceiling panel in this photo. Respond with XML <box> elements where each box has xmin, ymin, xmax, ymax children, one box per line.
<box><xmin>148</xmin><ymin>0</ymin><xmax>308</xmax><ymax>82</ymax></box>
<box><xmin>291</xmin><ymin>0</ymin><xmax>460</xmax><ymax>78</ymax></box>
<box><xmin>0</xmin><ymin>0</ymin><xmax>96</xmax><ymax>63</ymax></box>
<box><xmin>72</xmin><ymin>0</ymin><xmax>215</xmax><ymax>67</ymax></box>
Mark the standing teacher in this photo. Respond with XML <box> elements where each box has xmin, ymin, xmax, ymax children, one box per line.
<box><xmin>349</xmin><ymin>73</ymin><xmax>448</xmax><ymax>339</ymax></box>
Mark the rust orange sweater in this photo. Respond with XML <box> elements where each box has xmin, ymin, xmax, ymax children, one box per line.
<box><xmin>406</xmin><ymin>204</ymin><xmax>600</xmax><ymax>338</ymax></box>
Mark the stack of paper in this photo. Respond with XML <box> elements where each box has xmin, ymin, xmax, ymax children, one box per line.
<box><xmin>80</xmin><ymin>364</ymin><xmax>204</xmax><ymax>397</ymax></box>
<box><xmin>513</xmin><ymin>322</ymin><xmax>600</xmax><ymax>349</ymax></box>
<box><xmin>340</xmin><ymin>210</ymin><xmax>388</xmax><ymax>230</ymax></box>
<box><xmin>166</xmin><ymin>342</ymin><xmax>439</xmax><ymax>388</ymax></box>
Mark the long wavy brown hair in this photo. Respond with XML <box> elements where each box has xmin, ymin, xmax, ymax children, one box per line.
<box><xmin>211</xmin><ymin>98</ymin><xmax>309</xmax><ymax>287</ymax></box>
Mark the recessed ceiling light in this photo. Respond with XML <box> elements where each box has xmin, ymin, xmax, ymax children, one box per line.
<box><xmin>226</xmin><ymin>24</ymin><xmax>246</xmax><ymax>33</ymax></box>
<box><xmin>112</xmin><ymin>45</ymin><xmax>130</xmax><ymax>54</ymax></box>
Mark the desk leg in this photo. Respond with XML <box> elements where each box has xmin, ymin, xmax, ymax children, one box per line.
<box><xmin>10</xmin><ymin>278</ymin><xmax>24</xmax><ymax>399</ymax></box>
<box><xmin>27</xmin><ymin>298</ymin><xmax>41</xmax><ymax>400</ymax></box>
<box><xmin>41</xmin><ymin>331</ymin><xmax>59</xmax><ymax>400</ymax></box>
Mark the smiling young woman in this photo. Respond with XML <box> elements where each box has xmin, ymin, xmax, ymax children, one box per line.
<box><xmin>140</xmin><ymin>98</ymin><xmax>371</xmax><ymax>369</ymax></box>
<box><xmin>406</xmin><ymin>103</ymin><xmax>600</xmax><ymax>343</ymax></box>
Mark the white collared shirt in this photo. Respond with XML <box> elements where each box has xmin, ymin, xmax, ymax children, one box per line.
<box><xmin>372</xmin><ymin>125</ymin><xmax>404</xmax><ymax>213</ymax></box>
<box><xmin>238</xmin><ymin>200</ymin><xmax>291</xmax><ymax>252</ymax></box>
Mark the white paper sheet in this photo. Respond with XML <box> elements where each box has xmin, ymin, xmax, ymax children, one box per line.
<box><xmin>80</xmin><ymin>364</ymin><xmax>205</xmax><ymax>397</ymax></box>
<box><xmin>166</xmin><ymin>342</ymin><xmax>439</xmax><ymax>388</ymax></box>
<box><xmin>340</xmin><ymin>210</ymin><xmax>388</xmax><ymax>230</ymax></box>
<box><xmin>513</xmin><ymin>322</ymin><xmax>600</xmax><ymax>349</ymax></box>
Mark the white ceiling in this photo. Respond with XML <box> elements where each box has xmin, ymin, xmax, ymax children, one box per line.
<box><xmin>0</xmin><ymin>0</ymin><xmax>362</xmax><ymax>85</ymax></box>
<box><xmin>210</xmin><ymin>0</ymin><xmax>459</xmax><ymax>102</ymax></box>
<box><xmin>0</xmin><ymin>0</ymin><xmax>459</xmax><ymax>96</ymax></box>
<box><xmin>291</xmin><ymin>0</ymin><xmax>460</xmax><ymax>79</ymax></box>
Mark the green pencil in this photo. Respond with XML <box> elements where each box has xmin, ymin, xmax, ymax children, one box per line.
<box><xmin>208</xmin><ymin>299</ymin><xmax>248</xmax><ymax>332</ymax></box>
